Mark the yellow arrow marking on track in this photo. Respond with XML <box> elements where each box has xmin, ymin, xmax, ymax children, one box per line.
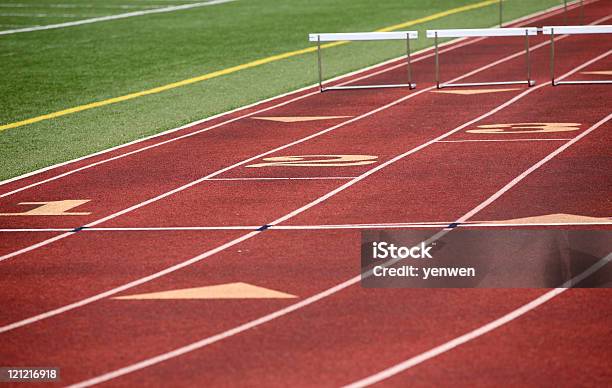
<box><xmin>0</xmin><ymin>200</ymin><xmax>91</xmax><ymax>216</ymax></box>
<box><xmin>113</xmin><ymin>282</ymin><xmax>297</xmax><ymax>300</ymax></box>
<box><xmin>581</xmin><ymin>70</ymin><xmax>612</xmax><ymax>76</ymax></box>
<box><xmin>431</xmin><ymin>88</ymin><xmax>520</xmax><ymax>95</ymax></box>
<box><xmin>467</xmin><ymin>123</ymin><xmax>581</xmax><ymax>134</ymax></box>
<box><xmin>246</xmin><ymin>155</ymin><xmax>378</xmax><ymax>168</ymax></box>
<box><xmin>252</xmin><ymin>116</ymin><xmax>352</xmax><ymax>123</ymax></box>
<box><xmin>485</xmin><ymin>214</ymin><xmax>612</xmax><ymax>224</ymax></box>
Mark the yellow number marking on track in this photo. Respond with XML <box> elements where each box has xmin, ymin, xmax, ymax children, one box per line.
<box><xmin>0</xmin><ymin>200</ymin><xmax>91</xmax><ymax>216</ymax></box>
<box><xmin>467</xmin><ymin>123</ymin><xmax>581</xmax><ymax>134</ymax></box>
<box><xmin>246</xmin><ymin>155</ymin><xmax>378</xmax><ymax>168</ymax></box>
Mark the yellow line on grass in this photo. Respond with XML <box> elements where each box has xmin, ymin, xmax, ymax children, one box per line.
<box><xmin>0</xmin><ymin>0</ymin><xmax>498</xmax><ymax>132</ymax></box>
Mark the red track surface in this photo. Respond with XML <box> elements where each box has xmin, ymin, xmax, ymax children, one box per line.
<box><xmin>1</xmin><ymin>2</ymin><xmax>611</xmax><ymax>387</ymax></box>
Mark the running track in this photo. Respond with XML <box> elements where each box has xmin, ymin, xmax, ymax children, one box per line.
<box><xmin>0</xmin><ymin>2</ymin><xmax>611</xmax><ymax>386</ymax></box>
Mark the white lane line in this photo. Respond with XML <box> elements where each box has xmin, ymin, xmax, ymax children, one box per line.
<box><xmin>0</xmin><ymin>0</ymin><xmax>237</xmax><ymax>35</ymax></box>
<box><xmin>1</xmin><ymin>45</ymin><xmax>606</xmax><ymax>338</ymax></box>
<box><xmin>0</xmin><ymin>0</ymin><xmax>584</xmax><ymax>192</ymax></box>
<box><xmin>2</xmin><ymin>219</ymin><xmax>611</xmax><ymax>233</ymax></box>
<box><xmin>437</xmin><ymin>138</ymin><xmax>573</xmax><ymax>143</ymax></box>
<box><xmin>203</xmin><ymin>176</ymin><xmax>357</xmax><ymax>181</ymax></box>
<box><xmin>0</xmin><ymin>12</ymin><xmax>89</xmax><ymax>17</ymax></box>
<box><xmin>345</xmin><ymin>253</ymin><xmax>612</xmax><ymax>388</ymax></box>
<box><xmin>86</xmin><ymin>226</ymin><xmax>256</xmax><ymax>231</ymax></box>
<box><xmin>69</xmin><ymin>109</ymin><xmax>612</xmax><ymax>388</ymax></box>
<box><xmin>0</xmin><ymin>228</ymin><xmax>74</xmax><ymax>232</ymax></box>
<box><xmin>0</xmin><ymin>28</ymin><xmax>574</xmax><ymax>264</ymax></box>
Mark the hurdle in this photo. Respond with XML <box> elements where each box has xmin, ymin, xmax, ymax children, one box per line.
<box><xmin>308</xmin><ymin>31</ymin><xmax>418</xmax><ymax>92</ymax></box>
<box><xmin>543</xmin><ymin>25</ymin><xmax>612</xmax><ymax>86</ymax></box>
<box><xmin>427</xmin><ymin>28</ymin><xmax>538</xmax><ymax>89</ymax></box>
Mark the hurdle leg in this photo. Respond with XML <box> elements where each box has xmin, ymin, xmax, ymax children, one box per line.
<box><xmin>563</xmin><ymin>0</ymin><xmax>568</xmax><ymax>24</ymax></box>
<box><xmin>317</xmin><ymin>35</ymin><xmax>324</xmax><ymax>92</ymax></box>
<box><xmin>580</xmin><ymin>0</ymin><xmax>584</xmax><ymax>25</ymax></box>
<box><xmin>406</xmin><ymin>34</ymin><xmax>415</xmax><ymax>89</ymax></box>
<box><xmin>498</xmin><ymin>0</ymin><xmax>503</xmax><ymax>27</ymax></box>
<box><xmin>434</xmin><ymin>32</ymin><xmax>440</xmax><ymax>89</ymax></box>
<box><xmin>550</xmin><ymin>29</ymin><xmax>556</xmax><ymax>86</ymax></box>
<box><xmin>525</xmin><ymin>30</ymin><xmax>534</xmax><ymax>86</ymax></box>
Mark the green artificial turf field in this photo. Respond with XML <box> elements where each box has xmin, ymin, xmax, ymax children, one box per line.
<box><xmin>0</xmin><ymin>0</ymin><xmax>563</xmax><ymax>180</ymax></box>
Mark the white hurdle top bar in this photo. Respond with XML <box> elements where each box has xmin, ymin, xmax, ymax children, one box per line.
<box><xmin>542</xmin><ymin>25</ymin><xmax>612</xmax><ymax>35</ymax></box>
<box><xmin>308</xmin><ymin>31</ymin><xmax>418</xmax><ymax>42</ymax></box>
<box><xmin>426</xmin><ymin>27</ymin><xmax>537</xmax><ymax>38</ymax></box>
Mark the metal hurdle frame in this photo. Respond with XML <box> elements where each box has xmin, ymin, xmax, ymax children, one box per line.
<box><xmin>308</xmin><ymin>31</ymin><xmax>418</xmax><ymax>92</ymax></box>
<box><xmin>543</xmin><ymin>25</ymin><xmax>612</xmax><ymax>86</ymax></box>
<box><xmin>427</xmin><ymin>28</ymin><xmax>538</xmax><ymax>89</ymax></box>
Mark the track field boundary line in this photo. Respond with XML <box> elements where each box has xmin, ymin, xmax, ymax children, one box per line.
<box><xmin>0</xmin><ymin>0</ymin><xmax>500</xmax><ymax>131</ymax></box>
<box><xmin>0</xmin><ymin>47</ymin><xmax>608</xmax><ymax>336</ymax></box>
<box><xmin>3</xmin><ymin>15</ymin><xmax>603</xmax><ymax>263</ymax></box>
<box><xmin>69</xmin><ymin>109</ymin><xmax>612</xmax><ymax>388</ymax></box>
<box><xmin>1</xmin><ymin>5</ymin><xmax>600</xmax><ymax>200</ymax></box>
<box><xmin>0</xmin><ymin>0</ymin><xmax>238</xmax><ymax>36</ymax></box>
<box><xmin>0</xmin><ymin>0</ymin><xmax>587</xmax><ymax>189</ymax></box>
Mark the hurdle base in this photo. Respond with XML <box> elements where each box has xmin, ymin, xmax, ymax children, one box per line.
<box><xmin>553</xmin><ymin>80</ymin><xmax>612</xmax><ymax>86</ymax></box>
<box><xmin>437</xmin><ymin>80</ymin><xmax>535</xmax><ymax>89</ymax></box>
<box><xmin>322</xmin><ymin>83</ymin><xmax>416</xmax><ymax>92</ymax></box>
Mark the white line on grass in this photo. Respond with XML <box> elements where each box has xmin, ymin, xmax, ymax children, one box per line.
<box><xmin>0</xmin><ymin>4</ymin><xmax>167</xmax><ymax>9</ymax></box>
<box><xmin>0</xmin><ymin>0</ymin><xmax>237</xmax><ymax>35</ymax></box>
<box><xmin>0</xmin><ymin>24</ymin><xmax>39</xmax><ymax>27</ymax></box>
<box><xmin>0</xmin><ymin>12</ymin><xmax>88</xmax><ymax>18</ymax></box>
